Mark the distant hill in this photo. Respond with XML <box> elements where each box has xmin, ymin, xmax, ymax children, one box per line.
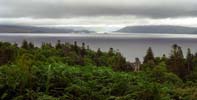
<box><xmin>116</xmin><ymin>25</ymin><xmax>197</xmax><ymax>34</ymax></box>
<box><xmin>0</xmin><ymin>25</ymin><xmax>94</xmax><ymax>33</ymax></box>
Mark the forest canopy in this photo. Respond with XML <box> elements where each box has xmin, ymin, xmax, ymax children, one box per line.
<box><xmin>0</xmin><ymin>40</ymin><xmax>197</xmax><ymax>100</ymax></box>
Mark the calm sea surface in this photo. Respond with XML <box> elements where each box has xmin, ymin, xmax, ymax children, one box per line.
<box><xmin>1</xmin><ymin>33</ymin><xmax>197</xmax><ymax>61</ymax></box>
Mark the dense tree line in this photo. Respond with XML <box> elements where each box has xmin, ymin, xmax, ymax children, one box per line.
<box><xmin>143</xmin><ymin>44</ymin><xmax>197</xmax><ymax>80</ymax></box>
<box><xmin>0</xmin><ymin>40</ymin><xmax>197</xmax><ymax>99</ymax></box>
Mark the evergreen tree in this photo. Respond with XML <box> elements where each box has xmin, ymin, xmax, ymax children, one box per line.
<box><xmin>55</xmin><ymin>40</ymin><xmax>62</xmax><ymax>49</ymax></box>
<box><xmin>21</xmin><ymin>40</ymin><xmax>29</xmax><ymax>49</ymax></box>
<box><xmin>167</xmin><ymin>44</ymin><xmax>186</xmax><ymax>78</ymax></box>
<box><xmin>178</xmin><ymin>46</ymin><xmax>184</xmax><ymax>58</ymax></box>
<box><xmin>0</xmin><ymin>47</ymin><xmax>15</xmax><ymax>65</ymax></box>
<box><xmin>112</xmin><ymin>52</ymin><xmax>127</xmax><ymax>71</ymax></box>
<box><xmin>94</xmin><ymin>48</ymin><xmax>102</xmax><ymax>66</ymax></box>
<box><xmin>143</xmin><ymin>47</ymin><xmax>155</xmax><ymax>64</ymax></box>
<box><xmin>81</xmin><ymin>42</ymin><xmax>86</xmax><ymax>57</ymax></box>
<box><xmin>161</xmin><ymin>54</ymin><xmax>167</xmax><ymax>62</ymax></box>
<box><xmin>108</xmin><ymin>48</ymin><xmax>114</xmax><ymax>56</ymax></box>
<box><xmin>186</xmin><ymin>48</ymin><xmax>193</xmax><ymax>73</ymax></box>
<box><xmin>41</xmin><ymin>43</ymin><xmax>53</xmax><ymax>49</ymax></box>
<box><xmin>73</xmin><ymin>41</ymin><xmax>79</xmax><ymax>54</ymax></box>
<box><xmin>96</xmin><ymin>48</ymin><xmax>102</xmax><ymax>57</ymax></box>
<box><xmin>29</xmin><ymin>42</ymin><xmax>34</xmax><ymax>49</ymax></box>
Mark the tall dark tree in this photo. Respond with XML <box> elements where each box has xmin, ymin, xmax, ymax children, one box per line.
<box><xmin>0</xmin><ymin>48</ymin><xmax>15</xmax><ymax>65</ymax></box>
<box><xmin>94</xmin><ymin>48</ymin><xmax>102</xmax><ymax>66</ymax></box>
<box><xmin>29</xmin><ymin>42</ymin><xmax>34</xmax><ymax>49</ymax></box>
<box><xmin>186</xmin><ymin>48</ymin><xmax>193</xmax><ymax>73</ymax></box>
<box><xmin>55</xmin><ymin>40</ymin><xmax>62</xmax><ymax>49</ymax></box>
<box><xmin>143</xmin><ymin>47</ymin><xmax>155</xmax><ymax>64</ymax></box>
<box><xmin>0</xmin><ymin>45</ymin><xmax>16</xmax><ymax>65</ymax></box>
<box><xmin>21</xmin><ymin>40</ymin><xmax>29</xmax><ymax>49</ymax></box>
<box><xmin>108</xmin><ymin>48</ymin><xmax>114</xmax><ymax>56</ymax></box>
<box><xmin>167</xmin><ymin>44</ymin><xmax>186</xmax><ymax>78</ymax></box>
<box><xmin>112</xmin><ymin>52</ymin><xmax>127</xmax><ymax>71</ymax></box>
<box><xmin>41</xmin><ymin>43</ymin><xmax>53</xmax><ymax>49</ymax></box>
<box><xmin>73</xmin><ymin>41</ymin><xmax>79</xmax><ymax>54</ymax></box>
<box><xmin>178</xmin><ymin>46</ymin><xmax>184</xmax><ymax>58</ymax></box>
<box><xmin>80</xmin><ymin>42</ymin><xmax>86</xmax><ymax>57</ymax></box>
<box><xmin>96</xmin><ymin>48</ymin><xmax>102</xmax><ymax>57</ymax></box>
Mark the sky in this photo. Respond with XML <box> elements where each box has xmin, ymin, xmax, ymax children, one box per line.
<box><xmin>1</xmin><ymin>0</ymin><xmax>197</xmax><ymax>32</ymax></box>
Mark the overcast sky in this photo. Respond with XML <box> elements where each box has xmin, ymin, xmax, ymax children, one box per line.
<box><xmin>1</xmin><ymin>0</ymin><xmax>197</xmax><ymax>28</ymax></box>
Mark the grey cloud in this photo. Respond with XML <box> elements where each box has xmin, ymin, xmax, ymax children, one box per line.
<box><xmin>1</xmin><ymin>0</ymin><xmax>197</xmax><ymax>18</ymax></box>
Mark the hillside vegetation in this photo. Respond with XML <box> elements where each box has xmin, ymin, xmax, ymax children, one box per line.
<box><xmin>0</xmin><ymin>40</ymin><xmax>197</xmax><ymax>100</ymax></box>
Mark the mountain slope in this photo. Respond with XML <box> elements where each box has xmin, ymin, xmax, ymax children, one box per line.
<box><xmin>0</xmin><ymin>25</ymin><xmax>94</xmax><ymax>33</ymax></box>
<box><xmin>116</xmin><ymin>25</ymin><xmax>197</xmax><ymax>34</ymax></box>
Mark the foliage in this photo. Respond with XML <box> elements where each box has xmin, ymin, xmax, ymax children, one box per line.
<box><xmin>0</xmin><ymin>41</ymin><xmax>196</xmax><ymax>99</ymax></box>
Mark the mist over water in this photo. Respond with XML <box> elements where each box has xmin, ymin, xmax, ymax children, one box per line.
<box><xmin>1</xmin><ymin>33</ymin><xmax>197</xmax><ymax>61</ymax></box>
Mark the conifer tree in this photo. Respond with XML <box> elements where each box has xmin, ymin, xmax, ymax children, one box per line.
<box><xmin>112</xmin><ymin>52</ymin><xmax>127</xmax><ymax>71</ymax></box>
<box><xmin>186</xmin><ymin>48</ymin><xmax>193</xmax><ymax>73</ymax></box>
<box><xmin>96</xmin><ymin>48</ymin><xmax>102</xmax><ymax>57</ymax></box>
<box><xmin>143</xmin><ymin>47</ymin><xmax>155</xmax><ymax>64</ymax></box>
<box><xmin>167</xmin><ymin>44</ymin><xmax>186</xmax><ymax>78</ymax></box>
<box><xmin>94</xmin><ymin>48</ymin><xmax>102</xmax><ymax>66</ymax></box>
<box><xmin>29</xmin><ymin>42</ymin><xmax>34</xmax><ymax>49</ymax></box>
<box><xmin>81</xmin><ymin>42</ymin><xmax>86</xmax><ymax>57</ymax></box>
<box><xmin>21</xmin><ymin>40</ymin><xmax>29</xmax><ymax>49</ymax></box>
<box><xmin>55</xmin><ymin>40</ymin><xmax>62</xmax><ymax>49</ymax></box>
<box><xmin>73</xmin><ymin>41</ymin><xmax>79</xmax><ymax>54</ymax></box>
<box><xmin>108</xmin><ymin>48</ymin><xmax>114</xmax><ymax>56</ymax></box>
